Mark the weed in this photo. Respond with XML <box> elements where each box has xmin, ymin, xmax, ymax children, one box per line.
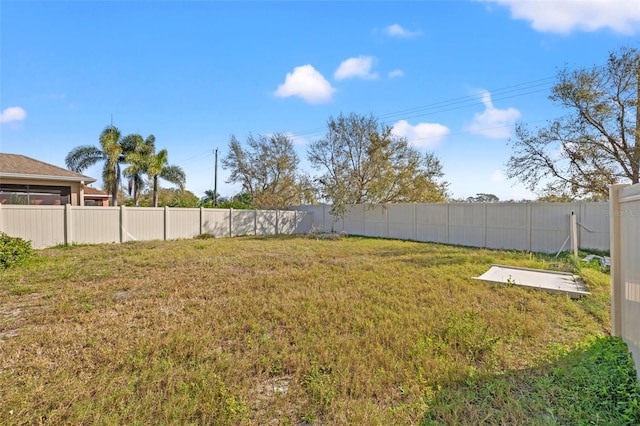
<box><xmin>194</xmin><ymin>233</ymin><xmax>216</xmax><ymax>240</ymax></box>
<box><xmin>424</xmin><ymin>337</ymin><xmax>640</xmax><ymax>424</ymax></box>
<box><xmin>9</xmin><ymin>285</ymin><xmax>36</xmax><ymax>296</ymax></box>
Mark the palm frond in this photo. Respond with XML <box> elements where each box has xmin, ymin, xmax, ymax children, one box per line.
<box><xmin>65</xmin><ymin>145</ymin><xmax>104</xmax><ymax>172</ymax></box>
<box><xmin>160</xmin><ymin>165</ymin><xmax>186</xmax><ymax>190</ymax></box>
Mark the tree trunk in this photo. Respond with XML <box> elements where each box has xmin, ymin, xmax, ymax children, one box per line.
<box><xmin>153</xmin><ymin>177</ymin><xmax>159</xmax><ymax>208</ymax></box>
<box><xmin>111</xmin><ymin>186</ymin><xmax>118</xmax><ymax>207</ymax></box>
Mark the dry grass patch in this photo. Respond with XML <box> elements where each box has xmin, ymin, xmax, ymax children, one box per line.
<box><xmin>0</xmin><ymin>236</ymin><xmax>615</xmax><ymax>424</ymax></box>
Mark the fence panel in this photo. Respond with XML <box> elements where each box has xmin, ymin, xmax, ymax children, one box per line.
<box><xmin>364</xmin><ymin>205</ymin><xmax>387</xmax><ymax>238</ymax></box>
<box><xmin>201</xmin><ymin>209</ymin><xmax>231</xmax><ymax>237</ymax></box>
<box><xmin>388</xmin><ymin>204</ymin><xmax>415</xmax><ymax>240</ymax></box>
<box><xmin>416</xmin><ymin>204</ymin><xmax>448</xmax><ymax>243</ymax></box>
<box><xmin>579</xmin><ymin>202</ymin><xmax>610</xmax><ymax>250</ymax></box>
<box><xmin>297</xmin><ymin>211</ymin><xmax>314</xmax><ymax>233</ymax></box>
<box><xmin>72</xmin><ymin>207</ymin><xmax>120</xmax><ymax>245</ymax></box>
<box><xmin>298</xmin><ymin>205</ymin><xmax>326</xmax><ymax>231</ymax></box>
<box><xmin>343</xmin><ymin>205</ymin><xmax>365</xmax><ymax>235</ymax></box>
<box><xmin>530</xmin><ymin>203</ymin><xmax>578</xmax><ymax>253</ymax></box>
<box><xmin>485</xmin><ymin>203</ymin><xmax>529</xmax><ymax>251</ymax></box>
<box><xmin>232</xmin><ymin>210</ymin><xmax>256</xmax><ymax>237</ymax></box>
<box><xmin>257</xmin><ymin>211</ymin><xmax>278</xmax><ymax>235</ymax></box>
<box><xmin>278</xmin><ymin>210</ymin><xmax>304</xmax><ymax>234</ymax></box>
<box><xmin>167</xmin><ymin>208</ymin><xmax>201</xmax><ymax>240</ymax></box>
<box><xmin>448</xmin><ymin>203</ymin><xmax>485</xmax><ymax>247</ymax></box>
<box><xmin>125</xmin><ymin>207</ymin><xmax>165</xmax><ymax>242</ymax></box>
<box><xmin>0</xmin><ymin>205</ymin><xmax>65</xmax><ymax>248</ymax></box>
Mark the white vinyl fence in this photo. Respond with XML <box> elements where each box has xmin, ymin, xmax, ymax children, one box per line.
<box><xmin>610</xmin><ymin>184</ymin><xmax>640</xmax><ymax>379</ymax></box>
<box><xmin>0</xmin><ymin>205</ymin><xmax>313</xmax><ymax>249</ymax></box>
<box><xmin>292</xmin><ymin>202</ymin><xmax>610</xmax><ymax>253</ymax></box>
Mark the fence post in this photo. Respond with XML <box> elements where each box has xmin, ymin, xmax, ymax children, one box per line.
<box><xmin>254</xmin><ymin>209</ymin><xmax>258</xmax><ymax>235</ymax></box>
<box><xmin>200</xmin><ymin>207</ymin><xmax>204</xmax><ymax>235</ymax></box>
<box><xmin>276</xmin><ymin>210</ymin><xmax>279</xmax><ymax>235</ymax></box>
<box><xmin>164</xmin><ymin>206</ymin><xmax>169</xmax><ymax>241</ymax></box>
<box><xmin>65</xmin><ymin>204</ymin><xmax>72</xmax><ymax>245</ymax></box>
<box><xmin>385</xmin><ymin>204</ymin><xmax>389</xmax><ymax>238</ymax></box>
<box><xmin>445</xmin><ymin>203</ymin><xmax>450</xmax><ymax>244</ymax></box>
<box><xmin>570</xmin><ymin>211</ymin><xmax>579</xmax><ymax>262</ymax></box>
<box><xmin>527</xmin><ymin>203</ymin><xmax>532</xmax><ymax>252</ymax></box>
<box><xmin>120</xmin><ymin>205</ymin><xmax>126</xmax><ymax>243</ymax></box>
<box><xmin>609</xmin><ymin>184</ymin><xmax>627</xmax><ymax>337</ymax></box>
<box><xmin>293</xmin><ymin>210</ymin><xmax>297</xmax><ymax>234</ymax></box>
<box><xmin>483</xmin><ymin>203</ymin><xmax>488</xmax><ymax>248</ymax></box>
<box><xmin>413</xmin><ymin>203</ymin><xmax>418</xmax><ymax>241</ymax></box>
<box><xmin>580</xmin><ymin>202</ymin><xmax>586</xmax><ymax>250</ymax></box>
<box><xmin>229</xmin><ymin>208</ymin><xmax>233</xmax><ymax>237</ymax></box>
<box><xmin>322</xmin><ymin>204</ymin><xmax>326</xmax><ymax>232</ymax></box>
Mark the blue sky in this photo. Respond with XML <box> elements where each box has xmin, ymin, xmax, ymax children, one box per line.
<box><xmin>1</xmin><ymin>0</ymin><xmax>639</xmax><ymax>201</ymax></box>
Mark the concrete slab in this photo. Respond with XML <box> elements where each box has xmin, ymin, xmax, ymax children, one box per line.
<box><xmin>474</xmin><ymin>265</ymin><xmax>590</xmax><ymax>298</ymax></box>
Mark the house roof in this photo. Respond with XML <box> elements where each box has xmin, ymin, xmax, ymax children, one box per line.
<box><xmin>83</xmin><ymin>186</ymin><xmax>111</xmax><ymax>198</ymax></box>
<box><xmin>0</xmin><ymin>153</ymin><xmax>96</xmax><ymax>184</ymax></box>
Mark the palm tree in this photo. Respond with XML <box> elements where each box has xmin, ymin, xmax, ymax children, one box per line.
<box><xmin>199</xmin><ymin>189</ymin><xmax>219</xmax><ymax>207</ymax></box>
<box><xmin>66</xmin><ymin>125</ymin><xmax>124</xmax><ymax>207</ymax></box>
<box><xmin>146</xmin><ymin>149</ymin><xmax>186</xmax><ymax>207</ymax></box>
<box><xmin>122</xmin><ymin>134</ymin><xmax>155</xmax><ymax>206</ymax></box>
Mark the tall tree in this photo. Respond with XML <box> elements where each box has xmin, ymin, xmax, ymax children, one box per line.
<box><xmin>222</xmin><ymin>133</ymin><xmax>311</xmax><ymax>209</ymax></box>
<box><xmin>122</xmin><ymin>134</ymin><xmax>156</xmax><ymax>206</ymax></box>
<box><xmin>146</xmin><ymin>149</ymin><xmax>186</xmax><ymax>208</ymax></box>
<box><xmin>139</xmin><ymin>187</ymin><xmax>198</xmax><ymax>207</ymax></box>
<box><xmin>66</xmin><ymin>125</ymin><xmax>125</xmax><ymax>206</ymax></box>
<box><xmin>506</xmin><ymin>46</ymin><xmax>640</xmax><ymax>200</ymax></box>
<box><xmin>308</xmin><ymin>113</ymin><xmax>448</xmax><ymax>217</ymax></box>
<box><xmin>466</xmin><ymin>193</ymin><xmax>500</xmax><ymax>203</ymax></box>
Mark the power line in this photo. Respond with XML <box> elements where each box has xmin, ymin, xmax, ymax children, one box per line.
<box><xmin>175</xmin><ymin>149</ymin><xmax>214</xmax><ymax>166</ymax></box>
<box><xmin>173</xmin><ymin>76</ymin><xmax>556</xmax><ymax>174</ymax></box>
<box><xmin>288</xmin><ymin>76</ymin><xmax>556</xmax><ymax>139</ymax></box>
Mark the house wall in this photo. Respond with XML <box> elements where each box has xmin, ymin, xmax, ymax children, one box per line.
<box><xmin>0</xmin><ymin>177</ymin><xmax>84</xmax><ymax>206</ymax></box>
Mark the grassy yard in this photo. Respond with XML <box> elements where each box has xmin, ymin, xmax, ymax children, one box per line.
<box><xmin>0</xmin><ymin>235</ymin><xmax>638</xmax><ymax>425</ymax></box>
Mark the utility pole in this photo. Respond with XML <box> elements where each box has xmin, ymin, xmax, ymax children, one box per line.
<box><xmin>214</xmin><ymin>148</ymin><xmax>218</xmax><ymax>206</ymax></box>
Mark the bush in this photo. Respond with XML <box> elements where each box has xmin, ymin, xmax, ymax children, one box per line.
<box><xmin>0</xmin><ymin>232</ymin><xmax>33</xmax><ymax>268</ymax></box>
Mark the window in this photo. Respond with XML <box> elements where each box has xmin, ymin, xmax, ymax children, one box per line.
<box><xmin>0</xmin><ymin>184</ymin><xmax>71</xmax><ymax>205</ymax></box>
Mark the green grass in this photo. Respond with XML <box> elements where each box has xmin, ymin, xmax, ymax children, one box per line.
<box><xmin>0</xmin><ymin>235</ymin><xmax>637</xmax><ymax>425</ymax></box>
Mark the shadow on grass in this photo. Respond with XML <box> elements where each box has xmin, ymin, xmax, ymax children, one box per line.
<box><xmin>422</xmin><ymin>336</ymin><xmax>640</xmax><ymax>425</ymax></box>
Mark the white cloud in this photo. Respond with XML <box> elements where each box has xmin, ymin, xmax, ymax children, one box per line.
<box><xmin>274</xmin><ymin>65</ymin><xmax>336</xmax><ymax>104</ymax></box>
<box><xmin>334</xmin><ymin>56</ymin><xmax>379</xmax><ymax>81</ymax></box>
<box><xmin>0</xmin><ymin>106</ymin><xmax>27</xmax><ymax>124</ymax></box>
<box><xmin>384</xmin><ymin>24</ymin><xmax>423</xmax><ymax>38</ymax></box>
<box><xmin>388</xmin><ymin>69</ymin><xmax>405</xmax><ymax>79</ymax></box>
<box><xmin>484</xmin><ymin>0</ymin><xmax>640</xmax><ymax>34</ymax></box>
<box><xmin>392</xmin><ymin>120</ymin><xmax>450</xmax><ymax>148</ymax></box>
<box><xmin>466</xmin><ymin>90</ymin><xmax>521</xmax><ymax>138</ymax></box>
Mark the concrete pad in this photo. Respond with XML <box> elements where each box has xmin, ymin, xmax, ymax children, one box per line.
<box><xmin>474</xmin><ymin>265</ymin><xmax>590</xmax><ymax>298</ymax></box>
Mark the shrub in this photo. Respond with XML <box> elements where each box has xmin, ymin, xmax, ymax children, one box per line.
<box><xmin>0</xmin><ymin>232</ymin><xmax>33</xmax><ymax>268</ymax></box>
